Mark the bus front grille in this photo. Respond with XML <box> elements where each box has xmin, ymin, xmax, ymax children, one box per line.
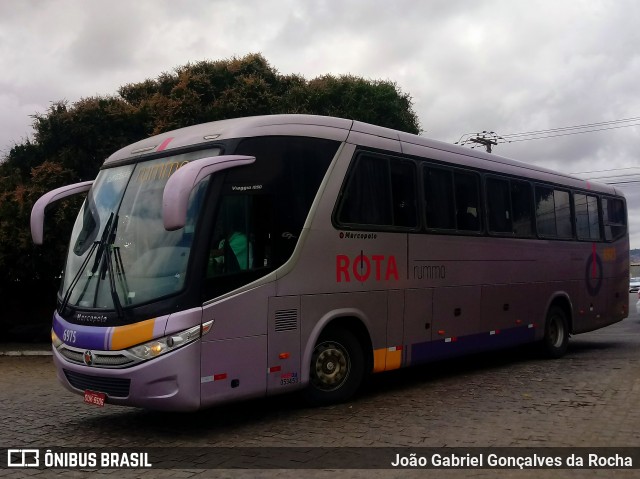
<box><xmin>63</xmin><ymin>370</ymin><xmax>131</xmax><ymax>398</ymax></box>
<box><xmin>58</xmin><ymin>345</ymin><xmax>136</xmax><ymax>368</ymax></box>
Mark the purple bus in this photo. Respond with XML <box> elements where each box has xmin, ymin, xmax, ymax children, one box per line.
<box><xmin>31</xmin><ymin>115</ymin><xmax>629</xmax><ymax>411</ymax></box>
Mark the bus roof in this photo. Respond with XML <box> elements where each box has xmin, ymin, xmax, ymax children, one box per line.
<box><xmin>103</xmin><ymin>114</ymin><xmax>621</xmax><ymax>197</ymax></box>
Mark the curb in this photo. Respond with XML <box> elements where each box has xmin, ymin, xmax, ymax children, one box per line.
<box><xmin>0</xmin><ymin>350</ymin><xmax>53</xmax><ymax>356</ymax></box>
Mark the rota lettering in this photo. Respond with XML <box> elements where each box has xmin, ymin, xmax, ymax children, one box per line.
<box><xmin>336</xmin><ymin>254</ymin><xmax>399</xmax><ymax>282</ymax></box>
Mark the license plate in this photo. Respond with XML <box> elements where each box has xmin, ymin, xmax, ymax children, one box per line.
<box><xmin>84</xmin><ymin>390</ymin><xmax>106</xmax><ymax>407</ymax></box>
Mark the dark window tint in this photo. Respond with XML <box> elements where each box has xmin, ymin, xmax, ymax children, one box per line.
<box><xmin>424</xmin><ymin>167</ymin><xmax>455</xmax><ymax>229</ymax></box>
<box><xmin>208</xmin><ymin>195</ymin><xmax>264</xmax><ymax>276</ymax></box>
<box><xmin>231</xmin><ymin>136</ymin><xmax>339</xmax><ymax>266</ymax></box>
<box><xmin>511</xmin><ymin>180</ymin><xmax>533</xmax><ymax>237</ymax></box>
<box><xmin>391</xmin><ymin>160</ymin><xmax>418</xmax><ymax>228</ymax></box>
<box><xmin>587</xmin><ymin>195</ymin><xmax>600</xmax><ymax>240</ymax></box>
<box><xmin>454</xmin><ymin>171</ymin><xmax>481</xmax><ymax>232</ymax></box>
<box><xmin>535</xmin><ymin>186</ymin><xmax>573</xmax><ymax>239</ymax></box>
<box><xmin>603</xmin><ymin>197</ymin><xmax>626</xmax><ymax>241</ymax></box>
<box><xmin>486</xmin><ymin>177</ymin><xmax>532</xmax><ymax>237</ymax></box>
<box><xmin>554</xmin><ymin>190</ymin><xmax>572</xmax><ymax>238</ymax></box>
<box><xmin>204</xmin><ymin>136</ymin><xmax>338</xmax><ymax>299</ymax></box>
<box><xmin>486</xmin><ymin>178</ymin><xmax>512</xmax><ymax>233</ymax></box>
<box><xmin>339</xmin><ymin>156</ymin><xmax>392</xmax><ymax>226</ymax></box>
<box><xmin>424</xmin><ymin>167</ymin><xmax>480</xmax><ymax>232</ymax></box>
<box><xmin>535</xmin><ymin>186</ymin><xmax>556</xmax><ymax>236</ymax></box>
<box><xmin>574</xmin><ymin>193</ymin><xmax>600</xmax><ymax>240</ymax></box>
<box><xmin>338</xmin><ymin>154</ymin><xmax>417</xmax><ymax>228</ymax></box>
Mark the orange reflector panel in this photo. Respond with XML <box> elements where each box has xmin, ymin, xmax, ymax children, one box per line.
<box><xmin>279</xmin><ymin>353</ymin><xmax>290</xmax><ymax>359</ymax></box>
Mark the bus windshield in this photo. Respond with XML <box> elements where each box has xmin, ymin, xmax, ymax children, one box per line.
<box><xmin>60</xmin><ymin>149</ymin><xmax>219</xmax><ymax>311</ymax></box>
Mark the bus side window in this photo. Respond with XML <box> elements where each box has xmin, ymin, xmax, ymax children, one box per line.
<box><xmin>535</xmin><ymin>186</ymin><xmax>557</xmax><ymax>237</ymax></box>
<box><xmin>390</xmin><ymin>160</ymin><xmax>418</xmax><ymax>228</ymax></box>
<box><xmin>207</xmin><ymin>195</ymin><xmax>255</xmax><ymax>276</ymax></box>
<box><xmin>338</xmin><ymin>154</ymin><xmax>417</xmax><ymax>229</ymax></box>
<box><xmin>603</xmin><ymin>197</ymin><xmax>627</xmax><ymax>241</ymax></box>
<box><xmin>575</xmin><ymin>193</ymin><xmax>601</xmax><ymax>241</ymax></box>
<box><xmin>535</xmin><ymin>186</ymin><xmax>573</xmax><ymax>239</ymax></box>
<box><xmin>511</xmin><ymin>180</ymin><xmax>533</xmax><ymax>237</ymax></box>
<box><xmin>554</xmin><ymin>190</ymin><xmax>573</xmax><ymax>239</ymax></box>
<box><xmin>454</xmin><ymin>171</ymin><xmax>481</xmax><ymax>232</ymax></box>
<box><xmin>338</xmin><ymin>155</ymin><xmax>392</xmax><ymax>226</ymax></box>
<box><xmin>424</xmin><ymin>167</ymin><xmax>455</xmax><ymax>230</ymax></box>
<box><xmin>486</xmin><ymin>177</ymin><xmax>512</xmax><ymax>234</ymax></box>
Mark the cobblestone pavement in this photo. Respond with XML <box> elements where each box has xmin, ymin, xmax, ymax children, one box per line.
<box><xmin>2</xmin><ymin>296</ymin><xmax>640</xmax><ymax>478</ymax></box>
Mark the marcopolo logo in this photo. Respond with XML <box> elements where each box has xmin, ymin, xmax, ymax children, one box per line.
<box><xmin>83</xmin><ymin>350</ymin><xmax>94</xmax><ymax>366</ymax></box>
<box><xmin>7</xmin><ymin>449</ymin><xmax>39</xmax><ymax>468</ymax></box>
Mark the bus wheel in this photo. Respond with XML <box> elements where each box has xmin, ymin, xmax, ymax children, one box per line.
<box><xmin>304</xmin><ymin>329</ymin><xmax>364</xmax><ymax>406</ymax></box>
<box><xmin>541</xmin><ymin>306</ymin><xmax>569</xmax><ymax>358</ymax></box>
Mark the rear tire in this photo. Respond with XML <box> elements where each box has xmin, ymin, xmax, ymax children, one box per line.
<box><xmin>304</xmin><ymin>329</ymin><xmax>364</xmax><ymax>406</ymax></box>
<box><xmin>541</xmin><ymin>306</ymin><xmax>569</xmax><ymax>358</ymax></box>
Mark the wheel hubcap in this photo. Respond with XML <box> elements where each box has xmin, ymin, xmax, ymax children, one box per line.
<box><xmin>550</xmin><ymin>316</ymin><xmax>564</xmax><ymax>348</ymax></box>
<box><xmin>311</xmin><ymin>341</ymin><xmax>350</xmax><ymax>391</ymax></box>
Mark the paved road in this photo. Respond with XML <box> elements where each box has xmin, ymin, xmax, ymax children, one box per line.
<box><xmin>1</xmin><ymin>295</ymin><xmax>640</xmax><ymax>478</ymax></box>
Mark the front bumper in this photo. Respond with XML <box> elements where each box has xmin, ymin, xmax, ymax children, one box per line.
<box><xmin>52</xmin><ymin>339</ymin><xmax>202</xmax><ymax>411</ymax></box>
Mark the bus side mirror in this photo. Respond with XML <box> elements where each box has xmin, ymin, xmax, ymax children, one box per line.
<box><xmin>163</xmin><ymin>155</ymin><xmax>255</xmax><ymax>231</ymax></box>
<box><xmin>30</xmin><ymin>181</ymin><xmax>94</xmax><ymax>245</ymax></box>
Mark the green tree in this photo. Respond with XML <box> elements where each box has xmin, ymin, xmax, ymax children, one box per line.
<box><xmin>0</xmin><ymin>53</ymin><xmax>420</xmax><ymax>332</ymax></box>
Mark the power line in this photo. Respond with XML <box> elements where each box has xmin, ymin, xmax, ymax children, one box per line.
<box><xmin>570</xmin><ymin>167</ymin><xmax>640</xmax><ymax>175</ymax></box>
<box><xmin>570</xmin><ymin>167</ymin><xmax>640</xmax><ymax>188</ymax></box>
<box><xmin>455</xmin><ymin>115</ymin><xmax>640</xmax><ymax>151</ymax></box>
<box><xmin>504</xmin><ymin>122</ymin><xmax>640</xmax><ymax>143</ymax></box>
<box><xmin>500</xmin><ymin>116</ymin><xmax>640</xmax><ymax>139</ymax></box>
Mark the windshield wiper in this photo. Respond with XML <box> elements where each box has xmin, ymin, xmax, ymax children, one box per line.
<box><xmin>113</xmin><ymin>246</ymin><xmax>131</xmax><ymax>306</ymax></box>
<box><xmin>98</xmin><ymin>214</ymin><xmax>128</xmax><ymax>319</ymax></box>
<box><xmin>104</xmin><ymin>243</ymin><xmax>124</xmax><ymax>319</ymax></box>
<box><xmin>59</xmin><ymin>213</ymin><xmax>115</xmax><ymax>316</ymax></box>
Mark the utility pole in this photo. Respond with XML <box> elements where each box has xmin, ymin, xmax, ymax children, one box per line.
<box><xmin>470</xmin><ymin>136</ymin><xmax>497</xmax><ymax>153</ymax></box>
<box><xmin>455</xmin><ymin>131</ymin><xmax>504</xmax><ymax>153</ymax></box>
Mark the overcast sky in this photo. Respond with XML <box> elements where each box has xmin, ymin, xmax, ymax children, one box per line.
<box><xmin>2</xmin><ymin>0</ymin><xmax>640</xmax><ymax>247</ymax></box>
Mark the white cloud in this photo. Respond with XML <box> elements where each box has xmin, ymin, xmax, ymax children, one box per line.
<box><xmin>2</xmin><ymin>0</ymin><xmax>640</xmax><ymax>246</ymax></box>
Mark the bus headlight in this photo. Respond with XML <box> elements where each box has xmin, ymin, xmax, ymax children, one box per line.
<box><xmin>51</xmin><ymin>329</ymin><xmax>62</xmax><ymax>348</ymax></box>
<box><xmin>127</xmin><ymin>321</ymin><xmax>212</xmax><ymax>361</ymax></box>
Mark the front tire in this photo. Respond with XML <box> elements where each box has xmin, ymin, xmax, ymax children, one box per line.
<box><xmin>304</xmin><ymin>329</ymin><xmax>364</xmax><ymax>406</ymax></box>
<box><xmin>541</xmin><ymin>306</ymin><xmax>569</xmax><ymax>358</ymax></box>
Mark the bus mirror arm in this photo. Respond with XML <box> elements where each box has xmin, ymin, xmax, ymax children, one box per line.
<box><xmin>163</xmin><ymin>155</ymin><xmax>256</xmax><ymax>231</ymax></box>
<box><xmin>30</xmin><ymin>181</ymin><xmax>94</xmax><ymax>245</ymax></box>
